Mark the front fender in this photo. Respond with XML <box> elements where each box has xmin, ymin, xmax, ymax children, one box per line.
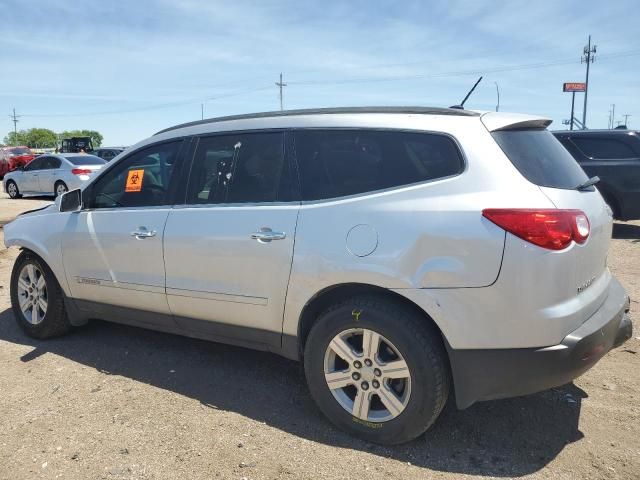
<box><xmin>3</xmin><ymin>213</ymin><xmax>72</xmax><ymax>296</ymax></box>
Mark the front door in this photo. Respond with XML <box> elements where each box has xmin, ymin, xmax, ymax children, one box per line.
<box><xmin>61</xmin><ymin>139</ymin><xmax>186</xmax><ymax>327</ymax></box>
<box><xmin>21</xmin><ymin>157</ymin><xmax>46</xmax><ymax>193</ymax></box>
<box><xmin>163</xmin><ymin>131</ymin><xmax>299</xmax><ymax>347</ymax></box>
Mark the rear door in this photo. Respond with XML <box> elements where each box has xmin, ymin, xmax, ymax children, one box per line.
<box><xmin>163</xmin><ymin>131</ymin><xmax>299</xmax><ymax>347</ymax></box>
<box><xmin>36</xmin><ymin>156</ymin><xmax>61</xmax><ymax>193</ymax></box>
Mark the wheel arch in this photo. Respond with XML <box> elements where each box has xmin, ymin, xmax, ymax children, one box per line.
<box><xmin>597</xmin><ymin>183</ymin><xmax>622</xmax><ymax>219</ymax></box>
<box><xmin>295</xmin><ymin>282</ymin><xmax>448</xmax><ymax>361</ymax></box>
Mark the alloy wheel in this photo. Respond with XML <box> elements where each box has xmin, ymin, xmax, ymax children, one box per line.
<box><xmin>16</xmin><ymin>263</ymin><xmax>48</xmax><ymax>325</ymax></box>
<box><xmin>323</xmin><ymin>328</ymin><xmax>411</xmax><ymax>423</ymax></box>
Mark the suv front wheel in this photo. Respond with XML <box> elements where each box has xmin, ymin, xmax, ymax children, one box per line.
<box><xmin>304</xmin><ymin>295</ymin><xmax>450</xmax><ymax>445</ymax></box>
<box><xmin>10</xmin><ymin>251</ymin><xmax>71</xmax><ymax>339</ymax></box>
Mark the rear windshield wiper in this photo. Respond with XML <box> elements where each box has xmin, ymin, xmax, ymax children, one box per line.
<box><xmin>576</xmin><ymin>176</ymin><xmax>600</xmax><ymax>191</ymax></box>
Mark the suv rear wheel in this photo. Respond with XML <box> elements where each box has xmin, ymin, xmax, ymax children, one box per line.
<box><xmin>304</xmin><ymin>295</ymin><xmax>450</xmax><ymax>444</ymax></box>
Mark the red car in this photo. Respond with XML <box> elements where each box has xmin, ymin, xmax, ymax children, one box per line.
<box><xmin>0</xmin><ymin>146</ymin><xmax>35</xmax><ymax>179</ymax></box>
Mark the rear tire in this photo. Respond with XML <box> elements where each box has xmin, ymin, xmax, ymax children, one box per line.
<box><xmin>54</xmin><ymin>181</ymin><xmax>68</xmax><ymax>197</ymax></box>
<box><xmin>6</xmin><ymin>180</ymin><xmax>20</xmax><ymax>199</ymax></box>
<box><xmin>304</xmin><ymin>295</ymin><xmax>450</xmax><ymax>445</ymax></box>
<box><xmin>10</xmin><ymin>251</ymin><xmax>71</xmax><ymax>339</ymax></box>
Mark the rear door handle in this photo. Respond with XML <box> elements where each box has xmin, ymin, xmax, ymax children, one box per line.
<box><xmin>131</xmin><ymin>226</ymin><xmax>157</xmax><ymax>239</ymax></box>
<box><xmin>251</xmin><ymin>227</ymin><xmax>286</xmax><ymax>242</ymax></box>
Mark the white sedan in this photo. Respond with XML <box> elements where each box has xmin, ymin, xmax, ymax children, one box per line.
<box><xmin>3</xmin><ymin>153</ymin><xmax>106</xmax><ymax>198</ymax></box>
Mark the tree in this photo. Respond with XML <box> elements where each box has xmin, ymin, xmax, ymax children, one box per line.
<box><xmin>3</xmin><ymin>130</ymin><xmax>28</xmax><ymax>146</ymax></box>
<box><xmin>59</xmin><ymin>129</ymin><xmax>103</xmax><ymax>148</ymax></box>
<box><xmin>4</xmin><ymin>128</ymin><xmax>105</xmax><ymax>148</ymax></box>
<box><xmin>28</xmin><ymin>128</ymin><xmax>58</xmax><ymax>148</ymax></box>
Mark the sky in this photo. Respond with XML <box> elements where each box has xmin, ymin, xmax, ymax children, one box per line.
<box><xmin>1</xmin><ymin>0</ymin><xmax>639</xmax><ymax>146</ymax></box>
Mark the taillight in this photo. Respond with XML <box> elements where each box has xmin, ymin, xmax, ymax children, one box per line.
<box><xmin>71</xmin><ymin>168</ymin><xmax>92</xmax><ymax>175</ymax></box>
<box><xmin>482</xmin><ymin>209</ymin><xmax>590</xmax><ymax>250</ymax></box>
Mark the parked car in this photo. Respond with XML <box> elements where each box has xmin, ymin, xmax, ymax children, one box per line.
<box><xmin>93</xmin><ymin>147</ymin><xmax>125</xmax><ymax>162</ymax></box>
<box><xmin>60</xmin><ymin>136</ymin><xmax>94</xmax><ymax>153</ymax></box>
<box><xmin>0</xmin><ymin>146</ymin><xmax>35</xmax><ymax>179</ymax></box>
<box><xmin>4</xmin><ymin>107</ymin><xmax>632</xmax><ymax>444</ymax></box>
<box><xmin>553</xmin><ymin>129</ymin><xmax>640</xmax><ymax>220</ymax></box>
<box><xmin>3</xmin><ymin>153</ymin><xmax>106</xmax><ymax>198</ymax></box>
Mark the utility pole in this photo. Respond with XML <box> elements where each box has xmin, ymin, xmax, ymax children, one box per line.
<box><xmin>201</xmin><ymin>103</ymin><xmax>204</xmax><ymax>120</ymax></box>
<box><xmin>622</xmin><ymin>114</ymin><xmax>631</xmax><ymax>128</ymax></box>
<box><xmin>569</xmin><ymin>92</ymin><xmax>576</xmax><ymax>130</ymax></box>
<box><xmin>275</xmin><ymin>72</ymin><xmax>287</xmax><ymax>111</ymax></box>
<box><xmin>610</xmin><ymin>104</ymin><xmax>615</xmax><ymax>129</ymax></box>
<box><xmin>581</xmin><ymin>35</ymin><xmax>596</xmax><ymax>129</ymax></box>
<box><xmin>9</xmin><ymin>108</ymin><xmax>21</xmax><ymax>144</ymax></box>
<box><xmin>494</xmin><ymin>82</ymin><xmax>500</xmax><ymax>112</ymax></box>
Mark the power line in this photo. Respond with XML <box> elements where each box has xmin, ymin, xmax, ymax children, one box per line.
<box><xmin>20</xmin><ymin>85</ymin><xmax>273</xmax><ymax>118</ymax></box>
<box><xmin>13</xmin><ymin>49</ymin><xmax>640</xmax><ymax>119</ymax></box>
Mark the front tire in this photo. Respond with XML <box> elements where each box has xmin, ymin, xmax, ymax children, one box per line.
<box><xmin>304</xmin><ymin>295</ymin><xmax>450</xmax><ymax>445</ymax></box>
<box><xmin>54</xmin><ymin>181</ymin><xmax>68</xmax><ymax>197</ymax></box>
<box><xmin>10</xmin><ymin>251</ymin><xmax>71</xmax><ymax>339</ymax></box>
<box><xmin>6</xmin><ymin>180</ymin><xmax>20</xmax><ymax>199</ymax></box>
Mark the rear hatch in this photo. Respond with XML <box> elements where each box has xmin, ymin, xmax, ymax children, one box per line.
<box><xmin>485</xmin><ymin>116</ymin><xmax>612</xmax><ymax>318</ymax></box>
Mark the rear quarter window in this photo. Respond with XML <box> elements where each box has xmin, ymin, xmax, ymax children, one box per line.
<box><xmin>569</xmin><ymin>137</ymin><xmax>638</xmax><ymax>159</ymax></box>
<box><xmin>294</xmin><ymin>129</ymin><xmax>464</xmax><ymax>201</ymax></box>
<box><xmin>492</xmin><ymin>129</ymin><xmax>588</xmax><ymax>189</ymax></box>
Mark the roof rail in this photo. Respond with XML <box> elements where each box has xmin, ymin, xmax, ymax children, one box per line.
<box><xmin>154</xmin><ymin>106</ymin><xmax>479</xmax><ymax>135</ymax></box>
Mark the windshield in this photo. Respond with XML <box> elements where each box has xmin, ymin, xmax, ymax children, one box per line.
<box><xmin>492</xmin><ymin>129</ymin><xmax>588</xmax><ymax>190</ymax></box>
<box><xmin>64</xmin><ymin>155</ymin><xmax>106</xmax><ymax>166</ymax></box>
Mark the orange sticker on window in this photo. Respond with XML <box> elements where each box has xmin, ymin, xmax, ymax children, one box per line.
<box><xmin>125</xmin><ymin>169</ymin><xmax>144</xmax><ymax>192</ymax></box>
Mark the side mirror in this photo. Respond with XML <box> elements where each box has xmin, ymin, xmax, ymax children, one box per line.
<box><xmin>59</xmin><ymin>188</ymin><xmax>82</xmax><ymax>212</ymax></box>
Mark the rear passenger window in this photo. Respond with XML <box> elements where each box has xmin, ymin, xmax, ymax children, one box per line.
<box><xmin>294</xmin><ymin>130</ymin><xmax>464</xmax><ymax>201</ymax></box>
<box><xmin>570</xmin><ymin>137</ymin><xmax>637</xmax><ymax>159</ymax></box>
<box><xmin>186</xmin><ymin>132</ymin><xmax>291</xmax><ymax>204</ymax></box>
<box><xmin>492</xmin><ymin>129</ymin><xmax>588</xmax><ymax>190</ymax></box>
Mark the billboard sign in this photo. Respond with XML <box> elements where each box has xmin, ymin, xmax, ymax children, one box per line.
<box><xmin>563</xmin><ymin>82</ymin><xmax>586</xmax><ymax>92</ymax></box>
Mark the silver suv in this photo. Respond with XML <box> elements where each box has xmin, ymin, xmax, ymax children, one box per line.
<box><xmin>4</xmin><ymin>107</ymin><xmax>633</xmax><ymax>444</ymax></box>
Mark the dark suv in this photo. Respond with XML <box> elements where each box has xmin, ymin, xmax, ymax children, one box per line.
<box><xmin>553</xmin><ymin>129</ymin><xmax>640</xmax><ymax>220</ymax></box>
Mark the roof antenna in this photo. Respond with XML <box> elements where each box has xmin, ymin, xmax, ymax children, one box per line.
<box><xmin>450</xmin><ymin>76</ymin><xmax>483</xmax><ymax>110</ymax></box>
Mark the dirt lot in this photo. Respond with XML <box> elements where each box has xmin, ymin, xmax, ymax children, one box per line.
<box><xmin>0</xmin><ymin>189</ymin><xmax>638</xmax><ymax>480</ymax></box>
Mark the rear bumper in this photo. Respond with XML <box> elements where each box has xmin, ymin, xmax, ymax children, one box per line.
<box><xmin>449</xmin><ymin>277</ymin><xmax>632</xmax><ymax>409</ymax></box>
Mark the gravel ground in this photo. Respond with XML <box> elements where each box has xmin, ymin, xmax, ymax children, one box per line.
<box><xmin>0</xmin><ymin>189</ymin><xmax>638</xmax><ymax>480</ymax></box>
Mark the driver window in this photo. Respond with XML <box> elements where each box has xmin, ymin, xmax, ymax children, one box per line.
<box><xmin>25</xmin><ymin>158</ymin><xmax>45</xmax><ymax>171</ymax></box>
<box><xmin>90</xmin><ymin>140</ymin><xmax>182</xmax><ymax>209</ymax></box>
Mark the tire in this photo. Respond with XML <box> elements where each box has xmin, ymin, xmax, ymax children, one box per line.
<box><xmin>54</xmin><ymin>181</ymin><xmax>68</xmax><ymax>197</ymax></box>
<box><xmin>6</xmin><ymin>180</ymin><xmax>20</xmax><ymax>199</ymax></box>
<box><xmin>304</xmin><ymin>295</ymin><xmax>450</xmax><ymax>445</ymax></box>
<box><xmin>10</xmin><ymin>251</ymin><xmax>71</xmax><ymax>339</ymax></box>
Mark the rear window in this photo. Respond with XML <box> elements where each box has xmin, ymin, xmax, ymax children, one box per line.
<box><xmin>64</xmin><ymin>155</ymin><xmax>106</xmax><ymax>165</ymax></box>
<box><xmin>294</xmin><ymin>129</ymin><xmax>464</xmax><ymax>201</ymax></box>
<box><xmin>8</xmin><ymin>147</ymin><xmax>31</xmax><ymax>155</ymax></box>
<box><xmin>570</xmin><ymin>137</ymin><xmax>637</xmax><ymax>159</ymax></box>
<box><xmin>492</xmin><ymin>129</ymin><xmax>588</xmax><ymax>189</ymax></box>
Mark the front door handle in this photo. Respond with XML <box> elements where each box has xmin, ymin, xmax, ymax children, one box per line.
<box><xmin>131</xmin><ymin>226</ymin><xmax>157</xmax><ymax>239</ymax></box>
<box><xmin>251</xmin><ymin>227</ymin><xmax>286</xmax><ymax>243</ymax></box>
